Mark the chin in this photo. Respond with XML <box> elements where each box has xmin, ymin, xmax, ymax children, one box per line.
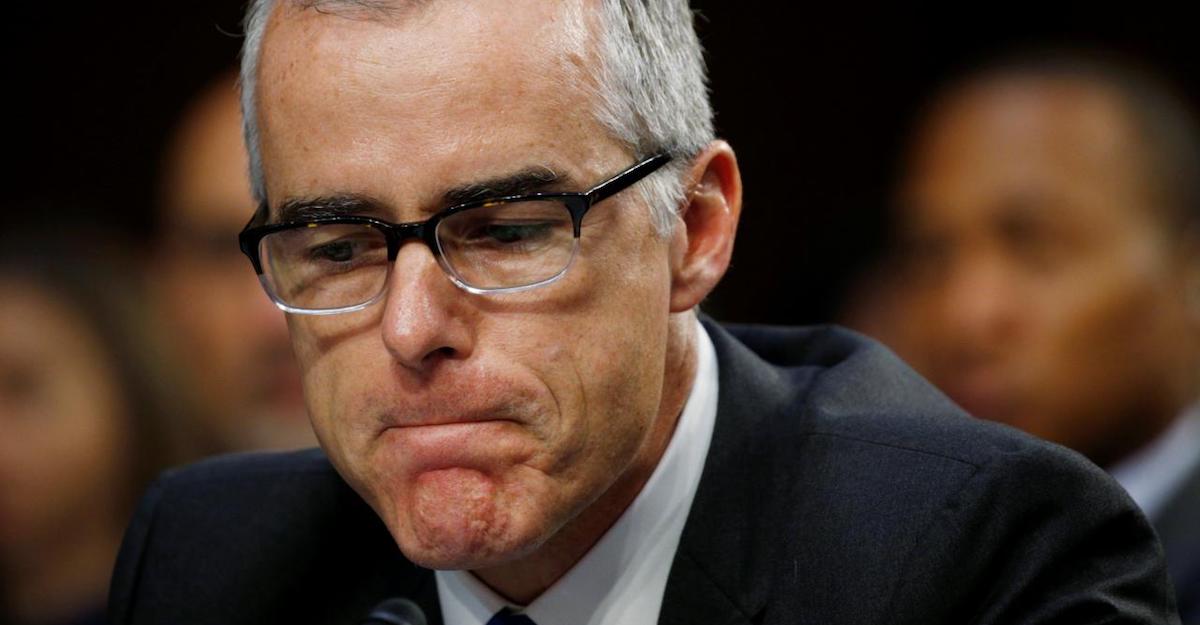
<box><xmin>389</xmin><ymin>467</ymin><xmax>550</xmax><ymax>570</ymax></box>
<box><xmin>395</xmin><ymin>514</ymin><xmax>549</xmax><ymax>571</ymax></box>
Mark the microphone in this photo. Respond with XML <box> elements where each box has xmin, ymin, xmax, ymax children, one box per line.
<box><xmin>359</xmin><ymin>597</ymin><xmax>427</xmax><ymax>625</ymax></box>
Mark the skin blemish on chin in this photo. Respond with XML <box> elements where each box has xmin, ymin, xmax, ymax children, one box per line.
<box><xmin>411</xmin><ymin>467</ymin><xmax>502</xmax><ymax>557</ymax></box>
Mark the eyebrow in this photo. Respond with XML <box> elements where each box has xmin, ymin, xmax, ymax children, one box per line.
<box><xmin>276</xmin><ymin>195</ymin><xmax>378</xmax><ymax>223</ymax></box>
<box><xmin>273</xmin><ymin>166</ymin><xmax>571</xmax><ymax>224</ymax></box>
<box><xmin>443</xmin><ymin>166</ymin><xmax>568</xmax><ymax>206</ymax></box>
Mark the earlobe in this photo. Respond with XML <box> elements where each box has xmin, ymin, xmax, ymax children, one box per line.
<box><xmin>668</xmin><ymin>141</ymin><xmax>743</xmax><ymax>313</ymax></box>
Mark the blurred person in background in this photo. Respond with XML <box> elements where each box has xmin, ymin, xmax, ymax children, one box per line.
<box><xmin>846</xmin><ymin>51</ymin><xmax>1200</xmax><ymax>620</ymax></box>
<box><xmin>151</xmin><ymin>71</ymin><xmax>313</xmax><ymax>452</ymax></box>
<box><xmin>0</xmin><ymin>230</ymin><xmax>198</xmax><ymax>625</ymax></box>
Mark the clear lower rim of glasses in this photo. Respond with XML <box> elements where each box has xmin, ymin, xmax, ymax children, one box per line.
<box><xmin>262</xmin><ymin>239</ymin><xmax>581</xmax><ymax>315</ymax></box>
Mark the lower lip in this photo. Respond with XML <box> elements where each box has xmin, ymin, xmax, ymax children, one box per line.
<box><xmin>378</xmin><ymin>420</ymin><xmax>524</xmax><ymax>471</ymax></box>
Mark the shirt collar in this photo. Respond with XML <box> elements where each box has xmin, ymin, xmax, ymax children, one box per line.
<box><xmin>436</xmin><ymin>317</ymin><xmax>719</xmax><ymax>625</ymax></box>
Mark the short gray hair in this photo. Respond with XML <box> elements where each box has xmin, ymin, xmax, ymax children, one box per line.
<box><xmin>239</xmin><ymin>0</ymin><xmax>714</xmax><ymax>235</ymax></box>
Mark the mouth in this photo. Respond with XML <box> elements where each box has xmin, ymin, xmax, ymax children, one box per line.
<box><xmin>374</xmin><ymin>417</ymin><xmax>530</xmax><ymax>476</ymax></box>
<box><xmin>363</xmin><ymin>387</ymin><xmax>543</xmax><ymax>472</ymax></box>
<box><xmin>378</xmin><ymin>418</ymin><xmax>525</xmax><ymax>444</ymax></box>
<box><xmin>379</xmin><ymin>406</ymin><xmax>526</xmax><ymax>431</ymax></box>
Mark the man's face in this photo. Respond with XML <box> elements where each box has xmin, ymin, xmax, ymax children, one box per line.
<box><xmin>256</xmin><ymin>1</ymin><xmax>684</xmax><ymax>569</ymax></box>
<box><xmin>890</xmin><ymin>76</ymin><xmax>1198</xmax><ymax>465</ymax></box>
<box><xmin>156</xmin><ymin>77</ymin><xmax>311</xmax><ymax>451</ymax></box>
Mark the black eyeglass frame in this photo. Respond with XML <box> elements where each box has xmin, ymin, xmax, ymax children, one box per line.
<box><xmin>239</xmin><ymin>153</ymin><xmax>672</xmax><ymax>313</ymax></box>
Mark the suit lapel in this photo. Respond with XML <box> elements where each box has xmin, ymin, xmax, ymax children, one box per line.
<box><xmin>659</xmin><ymin>549</ymin><xmax>761</xmax><ymax>625</ymax></box>
<box><xmin>658</xmin><ymin>320</ymin><xmax>803</xmax><ymax>625</ymax></box>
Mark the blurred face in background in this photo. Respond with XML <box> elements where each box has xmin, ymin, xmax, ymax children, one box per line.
<box><xmin>0</xmin><ymin>278</ymin><xmax>129</xmax><ymax>619</ymax></box>
<box><xmin>154</xmin><ymin>75</ymin><xmax>312</xmax><ymax>451</ymax></box>
<box><xmin>889</xmin><ymin>75</ymin><xmax>1200</xmax><ymax>467</ymax></box>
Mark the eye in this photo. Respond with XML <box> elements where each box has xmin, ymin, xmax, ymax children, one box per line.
<box><xmin>896</xmin><ymin>230</ymin><xmax>953</xmax><ymax>284</ymax></box>
<box><xmin>304</xmin><ymin>232</ymin><xmax>385</xmax><ymax>265</ymax></box>
<box><xmin>0</xmin><ymin>364</ymin><xmax>43</xmax><ymax>408</ymax></box>
<box><xmin>311</xmin><ymin>240</ymin><xmax>357</xmax><ymax>262</ymax></box>
<box><xmin>437</xmin><ymin>200</ymin><xmax>571</xmax><ymax>256</ymax></box>
<box><xmin>475</xmin><ymin>222</ymin><xmax>554</xmax><ymax>245</ymax></box>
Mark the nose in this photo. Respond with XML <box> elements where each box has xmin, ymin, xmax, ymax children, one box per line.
<box><xmin>935</xmin><ymin>252</ymin><xmax>1021</xmax><ymax>363</ymax></box>
<box><xmin>380</xmin><ymin>243</ymin><xmax>475</xmax><ymax>372</ymax></box>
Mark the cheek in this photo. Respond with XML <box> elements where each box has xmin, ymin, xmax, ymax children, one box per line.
<box><xmin>162</xmin><ymin>268</ymin><xmax>245</xmax><ymax>361</ymax></box>
<box><xmin>1023</xmin><ymin>263</ymin><xmax>1172</xmax><ymax>413</ymax></box>
<box><xmin>543</xmin><ymin>309</ymin><xmax>666</xmax><ymax>480</ymax></box>
<box><xmin>286</xmin><ymin>317</ymin><xmax>381</xmax><ymax>466</ymax></box>
<box><xmin>0</xmin><ymin>365</ymin><xmax>130</xmax><ymax>547</ymax></box>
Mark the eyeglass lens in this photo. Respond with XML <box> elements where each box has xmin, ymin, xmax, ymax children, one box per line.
<box><xmin>258</xmin><ymin>198</ymin><xmax>579</xmax><ymax>311</ymax></box>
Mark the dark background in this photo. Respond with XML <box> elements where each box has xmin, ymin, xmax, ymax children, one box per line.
<box><xmin>8</xmin><ymin>2</ymin><xmax>1199</xmax><ymax>324</ymax></box>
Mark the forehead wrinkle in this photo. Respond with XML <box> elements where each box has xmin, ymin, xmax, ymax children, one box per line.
<box><xmin>266</xmin><ymin>2</ymin><xmax>590</xmax><ymax>129</ymax></box>
<box><xmin>290</xmin><ymin>0</ymin><xmax>427</xmax><ymax>21</ymax></box>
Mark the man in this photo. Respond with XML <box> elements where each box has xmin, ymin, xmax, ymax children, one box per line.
<box><xmin>109</xmin><ymin>4</ymin><xmax>1179</xmax><ymax>624</ymax></box>
<box><xmin>849</xmin><ymin>55</ymin><xmax>1200</xmax><ymax>620</ymax></box>
<box><xmin>152</xmin><ymin>72</ymin><xmax>314</xmax><ymax>451</ymax></box>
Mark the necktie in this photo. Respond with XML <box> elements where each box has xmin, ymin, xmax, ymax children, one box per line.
<box><xmin>485</xmin><ymin>607</ymin><xmax>537</xmax><ymax>625</ymax></box>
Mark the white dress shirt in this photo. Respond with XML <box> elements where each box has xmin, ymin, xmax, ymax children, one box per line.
<box><xmin>436</xmin><ymin>318</ymin><xmax>719</xmax><ymax>625</ymax></box>
<box><xmin>1109</xmin><ymin>404</ymin><xmax>1200</xmax><ymax>520</ymax></box>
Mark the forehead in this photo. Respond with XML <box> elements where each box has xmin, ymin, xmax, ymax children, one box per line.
<box><xmin>255</xmin><ymin>0</ymin><xmax>612</xmax><ymax>208</ymax></box>
<box><xmin>162</xmin><ymin>77</ymin><xmax>253</xmax><ymax>229</ymax></box>
<box><xmin>900</xmin><ymin>76</ymin><xmax>1156</xmax><ymax>231</ymax></box>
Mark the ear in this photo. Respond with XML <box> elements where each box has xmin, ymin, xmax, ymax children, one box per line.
<box><xmin>668</xmin><ymin>140</ymin><xmax>743</xmax><ymax>312</ymax></box>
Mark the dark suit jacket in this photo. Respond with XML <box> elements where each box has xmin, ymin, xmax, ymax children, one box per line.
<box><xmin>1155</xmin><ymin>458</ymin><xmax>1200</xmax><ymax>624</ymax></box>
<box><xmin>109</xmin><ymin>322</ymin><xmax>1180</xmax><ymax>624</ymax></box>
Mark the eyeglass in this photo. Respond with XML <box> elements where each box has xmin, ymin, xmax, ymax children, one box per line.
<box><xmin>239</xmin><ymin>153</ymin><xmax>671</xmax><ymax>315</ymax></box>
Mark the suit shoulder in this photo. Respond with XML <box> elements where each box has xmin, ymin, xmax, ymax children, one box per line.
<box><xmin>162</xmin><ymin>446</ymin><xmax>337</xmax><ymax>484</ymax></box>
<box><xmin>712</xmin><ymin>320</ymin><xmax>1152</xmax><ymax>573</ymax></box>
<box><xmin>716</xmin><ymin>321</ymin><xmax>1064</xmax><ymax>469</ymax></box>
<box><xmin>717</xmin><ymin>320</ymin><xmax>1146</xmax><ymax>519</ymax></box>
<box><xmin>143</xmin><ymin>447</ymin><xmax>362</xmax><ymax>540</ymax></box>
<box><xmin>704</xmin><ymin>321</ymin><xmax>1177</xmax><ymax>623</ymax></box>
<box><xmin>109</xmin><ymin>449</ymin><xmax>416</xmax><ymax>624</ymax></box>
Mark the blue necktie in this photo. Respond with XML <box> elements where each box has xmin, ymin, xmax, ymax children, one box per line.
<box><xmin>485</xmin><ymin>607</ymin><xmax>537</xmax><ymax>625</ymax></box>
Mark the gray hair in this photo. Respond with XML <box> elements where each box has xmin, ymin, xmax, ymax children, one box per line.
<box><xmin>239</xmin><ymin>0</ymin><xmax>714</xmax><ymax>236</ymax></box>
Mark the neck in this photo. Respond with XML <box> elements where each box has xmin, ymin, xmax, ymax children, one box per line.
<box><xmin>473</xmin><ymin>312</ymin><xmax>700</xmax><ymax>604</ymax></box>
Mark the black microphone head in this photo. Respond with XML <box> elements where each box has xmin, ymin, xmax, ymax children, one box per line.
<box><xmin>361</xmin><ymin>597</ymin><xmax>427</xmax><ymax>625</ymax></box>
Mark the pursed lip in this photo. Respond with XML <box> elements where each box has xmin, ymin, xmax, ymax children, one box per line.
<box><xmin>373</xmin><ymin>413</ymin><xmax>530</xmax><ymax>475</ymax></box>
<box><xmin>375</xmin><ymin>405</ymin><xmax>526</xmax><ymax>434</ymax></box>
